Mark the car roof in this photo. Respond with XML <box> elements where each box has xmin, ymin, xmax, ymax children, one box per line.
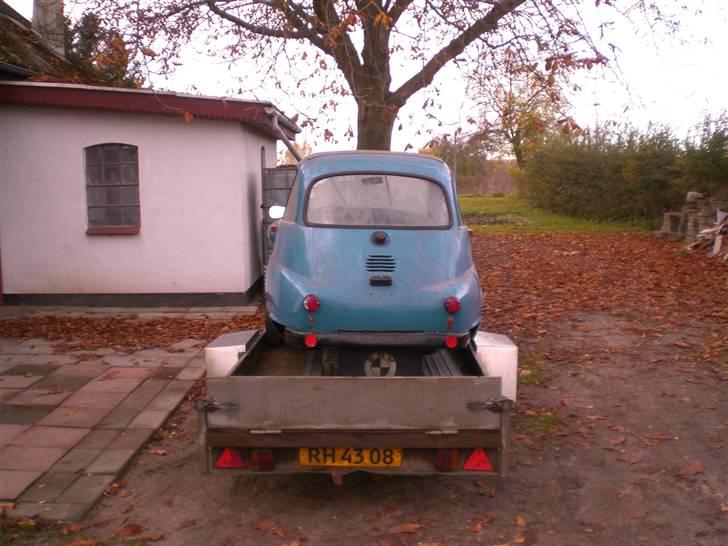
<box><xmin>297</xmin><ymin>151</ymin><xmax>453</xmax><ymax>188</ymax></box>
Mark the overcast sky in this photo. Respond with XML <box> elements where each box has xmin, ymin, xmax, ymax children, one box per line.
<box><xmin>9</xmin><ymin>0</ymin><xmax>728</xmax><ymax>154</ymax></box>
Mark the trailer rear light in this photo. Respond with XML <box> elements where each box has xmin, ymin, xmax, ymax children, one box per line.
<box><xmin>444</xmin><ymin>296</ymin><xmax>461</xmax><ymax>314</ymax></box>
<box><xmin>463</xmin><ymin>448</ymin><xmax>494</xmax><ymax>471</ymax></box>
<box><xmin>444</xmin><ymin>335</ymin><xmax>458</xmax><ymax>349</ymax></box>
<box><xmin>250</xmin><ymin>449</ymin><xmax>275</xmax><ymax>471</ymax></box>
<box><xmin>214</xmin><ymin>448</ymin><xmax>246</xmax><ymax>469</ymax></box>
<box><xmin>304</xmin><ymin>334</ymin><xmax>318</xmax><ymax>348</ymax></box>
<box><xmin>303</xmin><ymin>294</ymin><xmax>320</xmax><ymax>312</ymax></box>
<box><xmin>434</xmin><ymin>448</ymin><xmax>460</xmax><ymax>471</ymax></box>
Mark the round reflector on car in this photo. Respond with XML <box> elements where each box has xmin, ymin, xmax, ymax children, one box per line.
<box><xmin>303</xmin><ymin>294</ymin><xmax>320</xmax><ymax>312</ymax></box>
<box><xmin>444</xmin><ymin>296</ymin><xmax>460</xmax><ymax>314</ymax></box>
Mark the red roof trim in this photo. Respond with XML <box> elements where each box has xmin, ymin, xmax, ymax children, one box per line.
<box><xmin>0</xmin><ymin>83</ymin><xmax>298</xmax><ymax>139</ymax></box>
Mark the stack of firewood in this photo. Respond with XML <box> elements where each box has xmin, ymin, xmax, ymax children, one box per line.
<box><xmin>683</xmin><ymin>212</ymin><xmax>728</xmax><ymax>262</ymax></box>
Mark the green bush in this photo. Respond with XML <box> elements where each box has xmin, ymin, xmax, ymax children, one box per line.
<box><xmin>517</xmin><ymin>115</ymin><xmax>728</xmax><ymax>221</ymax></box>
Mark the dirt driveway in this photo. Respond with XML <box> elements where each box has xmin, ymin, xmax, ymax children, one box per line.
<box><xmin>4</xmin><ymin>233</ymin><xmax>727</xmax><ymax>546</ymax></box>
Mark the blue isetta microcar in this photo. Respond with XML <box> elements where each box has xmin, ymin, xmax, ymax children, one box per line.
<box><xmin>264</xmin><ymin>151</ymin><xmax>482</xmax><ymax>350</ymax></box>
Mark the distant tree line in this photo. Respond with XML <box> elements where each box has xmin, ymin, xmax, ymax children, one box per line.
<box><xmin>514</xmin><ymin>114</ymin><xmax>728</xmax><ymax>222</ymax></box>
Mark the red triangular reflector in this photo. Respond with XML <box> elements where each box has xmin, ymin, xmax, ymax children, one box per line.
<box><xmin>215</xmin><ymin>448</ymin><xmax>245</xmax><ymax>469</ymax></box>
<box><xmin>463</xmin><ymin>448</ymin><xmax>494</xmax><ymax>471</ymax></box>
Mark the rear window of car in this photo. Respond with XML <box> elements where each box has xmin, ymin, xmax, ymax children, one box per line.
<box><xmin>305</xmin><ymin>174</ymin><xmax>450</xmax><ymax>228</ymax></box>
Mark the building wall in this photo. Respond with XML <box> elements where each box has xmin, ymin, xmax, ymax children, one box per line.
<box><xmin>0</xmin><ymin>106</ymin><xmax>276</xmax><ymax>295</ymax></box>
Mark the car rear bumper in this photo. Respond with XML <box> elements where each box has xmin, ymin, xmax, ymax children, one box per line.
<box><xmin>284</xmin><ymin>328</ymin><xmax>472</xmax><ymax>348</ymax></box>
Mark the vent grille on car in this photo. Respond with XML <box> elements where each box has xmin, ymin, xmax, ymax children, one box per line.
<box><xmin>366</xmin><ymin>255</ymin><xmax>396</xmax><ymax>272</ymax></box>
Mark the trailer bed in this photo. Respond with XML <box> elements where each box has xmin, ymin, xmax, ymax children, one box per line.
<box><xmin>198</xmin><ymin>331</ymin><xmax>515</xmax><ymax>476</ymax></box>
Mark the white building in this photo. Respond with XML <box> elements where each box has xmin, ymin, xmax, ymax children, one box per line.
<box><xmin>0</xmin><ymin>81</ymin><xmax>298</xmax><ymax>305</ymax></box>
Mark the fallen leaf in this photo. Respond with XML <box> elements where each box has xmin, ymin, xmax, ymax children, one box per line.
<box><xmin>586</xmin><ymin>415</ymin><xmax>606</xmax><ymax>421</ymax></box>
<box><xmin>471</xmin><ymin>521</ymin><xmax>482</xmax><ymax>533</ymax></box>
<box><xmin>513</xmin><ymin>535</ymin><xmax>527</xmax><ymax>544</ymax></box>
<box><xmin>474</xmin><ymin>480</ymin><xmax>496</xmax><ymax>497</ymax></box>
<box><xmin>515</xmin><ymin>515</ymin><xmax>528</xmax><ymax>527</ymax></box>
<box><xmin>677</xmin><ymin>460</ymin><xmax>704</xmax><ymax>476</ymax></box>
<box><xmin>610</xmin><ymin>436</ymin><xmax>626</xmax><ymax>445</ymax></box>
<box><xmin>176</xmin><ymin>518</ymin><xmax>197</xmax><ymax>530</ymax></box>
<box><xmin>389</xmin><ymin>523</ymin><xmax>422</xmax><ymax>534</ymax></box>
<box><xmin>254</xmin><ymin>519</ymin><xmax>285</xmax><ymax>538</ymax></box>
<box><xmin>617</xmin><ymin>487</ymin><xmax>632</xmax><ymax>498</ymax></box>
<box><xmin>126</xmin><ymin>533</ymin><xmax>164</xmax><ymax>542</ymax></box>
<box><xmin>66</xmin><ymin>540</ymin><xmax>103</xmax><ymax>546</ymax></box>
<box><xmin>148</xmin><ymin>449</ymin><xmax>167</xmax><ymax>456</ymax></box>
<box><xmin>620</xmin><ymin>452</ymin><xmax>645</xmax><ymax>464</ymax></box>
<box><xmin>121</xmin><ymin>504</ymin><xmax>133</xmax><ymax>514</ymax></box>
<box><xmin>630</xmin><ymin>508</ymin><xmax>649</xmax><ymax>519</ymax></box>
<box><xmin>65</xmin><ymin>522</ymin><xmax>87</xmax><ymax>534</ymax></box>
<box><xmin>117</xmin><ymin>523</ymin><xmax>143</xmax><ymax>537</ymax></box>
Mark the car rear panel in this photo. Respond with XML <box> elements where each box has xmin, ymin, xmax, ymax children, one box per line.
<box><xmin>266</xmin><ymin>224</ymin><xmax>481</xmax><ymax>333</ymax></box>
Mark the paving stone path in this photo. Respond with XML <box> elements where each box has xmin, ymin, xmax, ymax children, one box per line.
<box><xmin>0</xmin><ymin>306</ymin><xmax>255</xmax><ymax>521</ymax></box>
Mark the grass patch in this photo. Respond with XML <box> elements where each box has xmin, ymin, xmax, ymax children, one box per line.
<box><xmin>459</xmin><ymin>195</ymin><xmax>650</xmax><ymax>233</ymax></box>
<box><xmin>518</xmin><ymin>356</ymin><xmax>547</xmax><ymax>386</ymax></box>
<box><xmin>513</xmin><ymin>410</ymin><xmax>563</xmax><ymax>435</ymax></box>
<box><xmin>0</xmin><ymin>517</ymin><xmax>65</xmax><ymax>545</ymax></box>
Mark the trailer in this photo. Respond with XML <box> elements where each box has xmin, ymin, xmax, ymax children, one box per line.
<box><xmin>197</xmin><ymin>330</ymin><xmax>517</xmax><ymax>477</ymax></box>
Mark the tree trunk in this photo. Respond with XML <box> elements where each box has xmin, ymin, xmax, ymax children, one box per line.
<box><xmin>356</xmin><ymin>101</ymin><xmax>398</xmax><ymax>150</ymax></box>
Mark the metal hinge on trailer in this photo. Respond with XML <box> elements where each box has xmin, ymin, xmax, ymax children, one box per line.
<box><xmin>193</xmin><ymin>397</ymin><xmax>238</xmax><ymax>413</ymax></box>
<box><xmin>466</xmin><ymin>397</ymin><xmax>513</xmax><ymax>413</ymax></box>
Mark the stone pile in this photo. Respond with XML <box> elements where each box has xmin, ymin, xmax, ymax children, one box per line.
<box><xmin>658</xmin><ymin>189</ymin><xmax>728</xmax><ymax>241</ymax></box>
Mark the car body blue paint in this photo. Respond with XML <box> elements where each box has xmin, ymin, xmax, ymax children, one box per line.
<box><xmin>264</xmin><ymin>151</ymin><xmax>482</xmax><ymax>343</ymax></box>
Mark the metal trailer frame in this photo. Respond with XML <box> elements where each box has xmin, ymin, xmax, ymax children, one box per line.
<box><xmin>196</xmin><ymin>333</ymin><xmax>513</xmax><ymax>477</ymax></box>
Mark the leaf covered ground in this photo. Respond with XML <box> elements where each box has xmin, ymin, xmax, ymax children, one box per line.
<box><xmin>1</xmin><ymin>232</ymin><xmax>726</xmax><ymax>546</ymax></box>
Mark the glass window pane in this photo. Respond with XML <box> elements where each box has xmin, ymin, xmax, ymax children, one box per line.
<box><xmin>86</xmin><ymin>146</ymin><xmax>103</xmax><ymax>164</ymax></box>
<box><xmin>105</xmin><ymin>207</ymin><xmax>124</xmax><ymax>225</ymax></box>
<box><xmin>124</xmin><ymin>207</ymin><xmax>140</xmax><ymax>226</ymax></box>
<box><xmin>104</xmin><ymin>146</ymin><xmax>122</xmax><ymax>163</ymax></box>
<box><xmin>104</xmin><ymin>165</ymin><xmax>121</xmax><ymax>184</ymax></box>
<box><xmin>88</xmin><ymin>207</ymin><xmax>108</xmax><ymax>226</ymax></box>
<box><xmin>122</xmin><ymin>146</ymin><xmax>137</xmax><ymax>163</ymax></box>
<box><xmin>86</xmin><ymin>165</ymin><xmax>103</xmax><ymax>185</ymax></box>
<box><xmin>122</xmin><ymin>164</ymin><xmax>138</xmax><ymax>184</ymax></box>
<box><xmin>87</xmin><ymin>187</ymin><xmax>105</xmax><ymax>205</ymax></box>
<box><xmin>121</xmin><ymin>186</ymin><xmax>139</xmax><ymax>205</ymax></box>
<box><xmin>105</xmin><ymin>187</ymin><xmax>121</xmax><ymax>205</ymax></box>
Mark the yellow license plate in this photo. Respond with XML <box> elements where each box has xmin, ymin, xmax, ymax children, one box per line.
<box><xmin>299</xmin><ymin>448</ymin><xmax>402</xmax><ymax>468</ymax></box>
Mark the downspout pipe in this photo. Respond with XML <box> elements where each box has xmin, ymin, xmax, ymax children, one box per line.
<box><xmin>265</xmin><ymin>107</ymin><xmax>301</xmax><ymax>162</ymax></box>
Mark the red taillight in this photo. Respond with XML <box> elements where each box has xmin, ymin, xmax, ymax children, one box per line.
<box><xmin>303</xmin><ymin>294</ymin><xmax>320</xmax><ymax>312</ymax></box>
<box><xmin>304</xmin><ymin>334</ymin><xmax>318</xmax><ymax>348</ymax></box>
<box><xmin>215</xmin><ymin>448</ymin><xmax>246</xmax><ymax>469</ymax></box>
<box><xmin>445</xmin><ymin>335</ymin><xmax>458</xmax><ymax>349</ymax></box>
<box><xmin>250</xmin><ymin>449</ymin><xmax>275</xmax><ymax>471</ymax></box>
<box><xmin>463</xmin><ymin>448</ymin><xmax>494</xmax><ymax>471</ymax></box>
<box><xmin>435</xmin><ymin>448</ymin><xmax>460</xmax><ymax>471</ymax></box>
<box><xmin>444</xmin><ymin>296</ymin><xmax>461</xmax><ymax>314</ymax></box>
<box><xmin>270</xmin><ymin>225</ymin><xmax>278</xmax><ymax>233</ymax></box>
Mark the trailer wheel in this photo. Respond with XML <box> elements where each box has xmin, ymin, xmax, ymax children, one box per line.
<box><xmin>265</xmin><ymin>315</ymin><xmax>285</xmax><ymax>346</ymax></box>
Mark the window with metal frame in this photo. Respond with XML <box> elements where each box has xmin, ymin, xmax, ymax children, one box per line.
<box><xmin>84</xmin><ymin>143</ymin><xmax>140</xmax><ymax>235</ymax></box>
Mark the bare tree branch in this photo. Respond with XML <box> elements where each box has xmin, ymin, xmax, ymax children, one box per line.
<box><xmin>392</xmin><ymin>0</ymin><xmax>527</xmax><ymax>105</ymax></box>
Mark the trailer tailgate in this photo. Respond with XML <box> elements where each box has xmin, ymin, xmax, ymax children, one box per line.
<box><xmin>206</xmin><ymin>375</ymin><xmax>503</xmax><ymax>431</ymax></box>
